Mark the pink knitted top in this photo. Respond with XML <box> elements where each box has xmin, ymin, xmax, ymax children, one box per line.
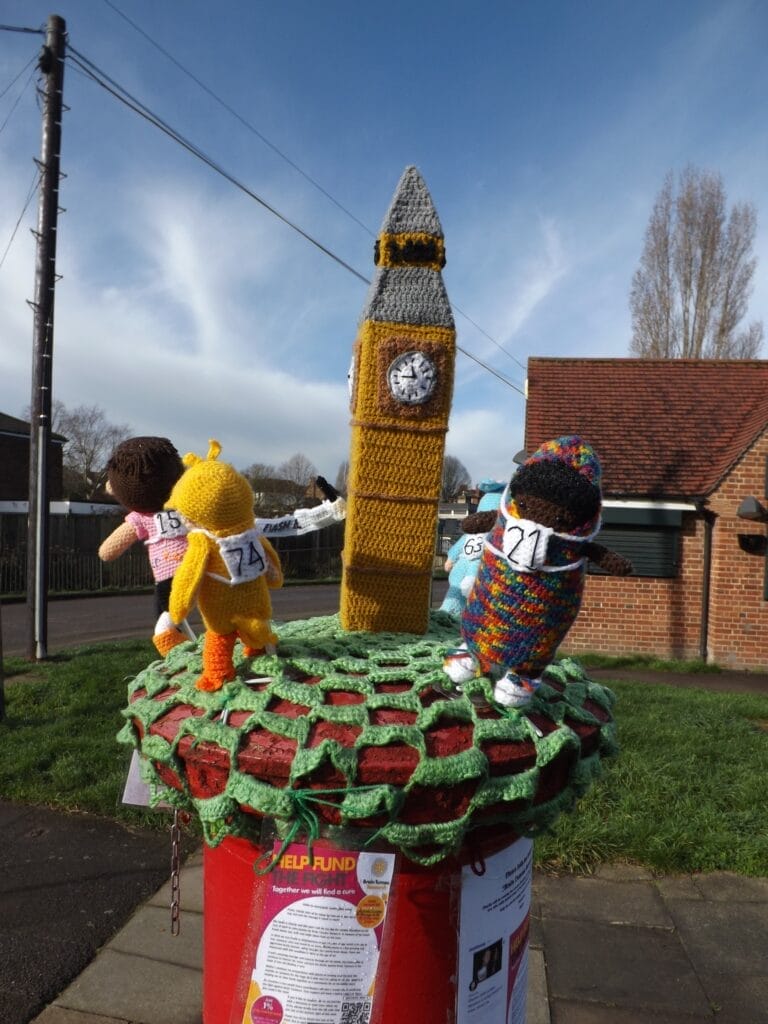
<box><xmin>125</xmin><ymin>510</ymin><xmax>188</xmax><ymax>583</ymax></box>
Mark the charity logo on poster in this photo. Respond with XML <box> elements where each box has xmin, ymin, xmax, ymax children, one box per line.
<box><xmin>239</xmin><ymin>844</ymin><xmax>396</xmax><ymax>1024</ymax></box>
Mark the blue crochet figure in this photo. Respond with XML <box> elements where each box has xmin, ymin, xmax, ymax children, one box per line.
<box><xmin>439</xmin><ymin>480</ymin><xmax>505</xmax><ymax>618</ymax></box>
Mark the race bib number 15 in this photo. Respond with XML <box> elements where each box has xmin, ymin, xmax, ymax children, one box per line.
<box><xmin>153</xmin><ymin>510</ymin><xmax>187</xmax><ymax>539</ymax></box>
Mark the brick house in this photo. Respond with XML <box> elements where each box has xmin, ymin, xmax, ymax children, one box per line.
<box><xmin>0</xmin><ymin>411</ymin><xmax>65</xmax><ymax>501</ymax></box>
<box><xmin>526</xmin><ymin>358</ymin><xmax>768</xmax><ymax>669</ymax></box>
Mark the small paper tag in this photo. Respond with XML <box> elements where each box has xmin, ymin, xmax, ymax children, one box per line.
<box><xmin>121</xmin><ymin>750</ymin><xmax>172</xmax><ymax>810</ymax></box>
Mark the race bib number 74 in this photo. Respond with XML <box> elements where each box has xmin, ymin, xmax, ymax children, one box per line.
<box><xmin>217</xmin><ymin>529</ymin><xmax>268</xmax><ymax>585</ymax></box>
<box><xmin>502</xmin><ymin>519</ymin><xmax>553</xmax><ymax>572</ymax></box>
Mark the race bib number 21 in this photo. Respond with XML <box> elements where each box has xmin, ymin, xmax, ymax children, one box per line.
<box><xmin>502</xmin><ymin>519</ymin><xmax>553</xmax><ymax>572</ymax></box>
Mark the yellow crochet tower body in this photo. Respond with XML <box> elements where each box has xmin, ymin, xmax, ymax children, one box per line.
<box><xmin>341</xmin><ymin>167</ymin><xmax>456</xmax><ymax>633</ymax></box>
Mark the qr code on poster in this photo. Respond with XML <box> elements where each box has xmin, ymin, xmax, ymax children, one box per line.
<box><xmin>340</xmin><ymin>1001</ymin><xmax>372</xmax><ymax>1024</ymax></box>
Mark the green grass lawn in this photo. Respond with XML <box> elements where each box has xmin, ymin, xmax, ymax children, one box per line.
<box><xmin>0</xmin><ymin>639</ymin><xmax>163</xmax><ymax>829</ymax></box>
<box><xmin>2</xmin><ymin>641</ymin><xmax>767</xmax><ymax>875</ymax></box>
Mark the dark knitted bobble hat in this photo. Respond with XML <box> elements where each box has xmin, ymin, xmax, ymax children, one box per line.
<box><xmin>107</xmin><ymin>437</ymin><xmax>184</xmax><ymax>513</ymax></box>
<box><xmin>508</xmin><ymin>461</ymin><xmax>600</xmax><ymax>528</ymax></box>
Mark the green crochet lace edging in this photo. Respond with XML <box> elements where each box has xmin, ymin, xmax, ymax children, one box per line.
<box><xmin>118</xmin><ymin>613</ymin><xmax>617</xmax><ymax>865</ymax></box>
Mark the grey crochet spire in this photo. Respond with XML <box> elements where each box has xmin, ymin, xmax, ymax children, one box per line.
<box><xmin>360</xmin><ymin>166</ymin><xmax>454</xmax><ymax>329</ymax></box>
<box><xmin>380</xmin><ymin>165</ymin><xmax>444</xmax><ymax>237</ymax></box>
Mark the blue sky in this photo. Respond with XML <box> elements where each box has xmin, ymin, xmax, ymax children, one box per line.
<box><xmin>1</xmin><ymin>0</ymin><xmax>766</xmax><ymax>485</ymax></box>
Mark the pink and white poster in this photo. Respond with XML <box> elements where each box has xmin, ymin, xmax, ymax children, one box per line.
<box><xmin>239</xmin><ymin>843</ymin><xmax>396</xmax><ymax>1024</ymax></box>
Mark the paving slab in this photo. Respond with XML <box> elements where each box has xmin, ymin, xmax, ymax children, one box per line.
<box><xmin>691</xmin><ymin>871</ymin><xmax>768</xmax><ymax>902</ymax></box>
<box><xmin>542</xmin><ymin>917</ymin><xmax>712</xmax><ymax>1017</ymax></box>
<box><xmin>536</xmin><ymin>875</ymin><xmax>674</xmax><ymax>929</ymax></box>
<box><xmin>701</xmin><ymin>973</ymin><xmax>768</xmax><ymax>1024</ymax></box>
<box><xmin>148</xmin><ymin>853</ymin><xmax>203</xmax><ymax>915</ymax></box>
<box><xmin>55</xmin><ymin>949</ymin><xmax>202</xmax><ymax>1024</ymax></box>
<box><xmin>654</xmin><ymin>875</ymin><xmax>704</xmax><ymax>901</ymax></box>
<box><xmin>527</xmin><ymin>949</ymin><xmax>551</xmax><ymax>1024</ymax></box>
<box><xmin>108</xmin><ymin>905</ymin><xmax>203</xmax><ymax>971</ymax></box>
<box><xmin>666</xmin><ymin>898</ymin><xmax>768</xmax><ymax>976</ymax></box>
<box><xmin>591</xmin><ymin>863</ymin><xmax>654</xmax><ymax>882</ymax></box>
<box><xmin>32</xmin><ymin>1010</ymin><xmax>131</xmax><ymax>1024</ymax></box>
<box><xmin>550</xmin><ymin>1002</ymin><xmax>714</xmax><ymax>1023</ymax></box>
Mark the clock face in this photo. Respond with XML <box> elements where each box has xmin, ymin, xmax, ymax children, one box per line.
<box><xmin>387</xmin><ymin>350</ymin><xmax>438</xmax><ymax>405</ymax></box>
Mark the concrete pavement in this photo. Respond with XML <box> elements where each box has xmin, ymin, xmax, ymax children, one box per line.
<box><xmin>28</xmin><ymin>855</ymin><xmax>768</xmax><ymax>1024</ymax></box>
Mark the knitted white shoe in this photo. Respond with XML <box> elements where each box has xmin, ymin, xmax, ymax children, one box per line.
<box><xmin>493</xmin><ymin>673</ymin><xmax>540</xmax><ymax>708</ymax></box>
<box><xmin>442</xmin><ymin>645</ymin><xmax>480</xmax><ymax>685</ymax></box>
<box><xmin>154</xmin><ymin>611</ymin><xmax>176</xmax><ymax>635</ymax></box>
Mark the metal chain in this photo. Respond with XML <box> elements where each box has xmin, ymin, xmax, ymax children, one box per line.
<box><xmin>170</xmin><ymin>808</ymin><xmax>182</xmax><ymax>936</ymax></box>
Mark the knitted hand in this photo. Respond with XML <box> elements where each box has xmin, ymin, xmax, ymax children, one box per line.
<box><xmin>585</xmin><ymin>544</ymin><xmax>633</xmax><ymax>576</ymax></box>
<box><xmin>98</xmin><ymin>521</ymin><xmax>139</xmax><ymax>562</ymax></box>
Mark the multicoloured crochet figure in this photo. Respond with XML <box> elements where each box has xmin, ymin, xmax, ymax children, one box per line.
<box><xmin>439</xmin><ymin>480</ymin><xmax>505</xmax><ymax>619</ymax></box>
<box><xmin>167</xmin><ymin>440</ymin><xmax>283</xmax><ymax>692</ymax></box>
<box><xmin>98</xmin><ymin>437</ymin><xmax>192</xmax><ymax>656</ymax></box>
<box><xmin>443</xmin><ymin>436</ymin><xmax>632</xmax><ymax>707</ymax></box>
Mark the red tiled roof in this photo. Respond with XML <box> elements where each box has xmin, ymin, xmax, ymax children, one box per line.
<box><xmin>525</xmin><ymin>359</ymin><xmax>768</xmax><ymax>499</ymax></box>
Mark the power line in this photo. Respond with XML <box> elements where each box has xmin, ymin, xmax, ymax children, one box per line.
<box><xmin>0</xmin><ymin>167</ymin><xmax>40</xmax><ymax>271</ymax></box>
<box><xmin>0</xmin><ymin>65</ymin><xmax>36</xmax><ymax>137</ymax></box>
<box><xmin>67</xmin><ymin>45</ymin><xmax>370</xmax><ymax>285</ymax></box>
<box><xmin>101</xmin><ymin>0</ymin><xmax>374</xmax><ymax>236</ymax></box>
<box><xmin>98</xmin><ymin>1</ymin><xmax>528</xmax><ymax>379</ymax></box>
<box><xmin>66</xmin><ymin>46</ymin><xmax>525</xmax><ymax>395</ymax></box>
<box><xmin>0</xmin><ymin>52</ymin><xmax>36</xmax><ymax>101</ymax></box>
<box><xmin>0</xmin><ymin>25</ymin><xmax>45</xmax><ymax>35</ymax></box>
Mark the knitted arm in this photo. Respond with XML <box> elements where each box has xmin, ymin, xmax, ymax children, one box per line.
<box><xmin>169</xmin><ymin>532</ymin><xmax>209</xmax><ymax>623</ymax></box>
<box><xmin>294</xmin><ymin>497</ymin><xmax>347</xmax><ymax>532</ymax></box>
<box><xmin>261</xmin><ymin>536</ymin><xmax>284</xmax><ymax>590</ymax></box>
<box><xmin>98</xmin><ymin>522</ymin><xmax>139</xmax><ymax>562</ymax></box>
<box><xmin>584</xmin><ymin>542</ymin><xmax>633</xmax><ymax>576</ymax></box>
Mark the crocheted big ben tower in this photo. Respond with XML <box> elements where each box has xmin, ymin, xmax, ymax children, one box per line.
<box><xmin>341</xmin><ymin>167</ymin><xmax>456</xmax><ymax>633</ymax></box>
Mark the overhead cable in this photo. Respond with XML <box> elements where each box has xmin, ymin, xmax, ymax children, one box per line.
<box><xmin>0</xmin><ymin>168</ymin><xmax>40</xmax><ymax>271</ymax></box>
<box><xmin>99</xmin><ymin>2</ymin><xmax>528</xmax><ymax>379</ymax></box>
<box><xmin>67</xmin><ymin>45</ymin><xmax>370</xmax><ymax>285</ymax></box>
<box><xmin>101</xmin><ymin>0</ymin><xmax>374</xmax><ymax>236</ymax></box>
<box><xmin>66</xmin><ymin>46</ymin><xmax>525</xmax><ymax>395</ymax></box>
<box><xmin>0</xmin><ymin>65</ymin><xmax>36</xmax><ymax>137</ymax></box>
<box><xmin>0</xmin><ymin>25</ymin><xmax>45</xmax><ymax>35</ymax></box>
<box><xmin>0</xmin><ymin>52</ymin><xmax>36</xmax><ymax>101</ymax></box>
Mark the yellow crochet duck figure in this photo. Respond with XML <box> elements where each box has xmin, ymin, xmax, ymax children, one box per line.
<box><xmin>167</xmin><ymin>440</ymin><xmax>283</xmax><ymax>691</ymax></box>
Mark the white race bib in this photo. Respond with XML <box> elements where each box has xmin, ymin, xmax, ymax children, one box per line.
<box><xmin>150</xmin><ymin>509</ymin><xmax>187</xmax><ymax>542</ymax></box>
<box><xmin>502</xmin><ymin>518</ymin><xmax>553</xmax><ymax>571</ymax></box>
<box><xmin>216</xmin><ymin>528</ymin><xmax>268</xmax><ymax>585</ymax></box>
<box><xmin>461</xmin><ymin>533</ymin><xmax>485</xmax><ymax>561</ymax></box>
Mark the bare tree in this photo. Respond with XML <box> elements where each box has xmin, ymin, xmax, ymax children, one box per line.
<box><xmin>45</xmin><ymin>403</ymin><xmax>131</xmax><ymax>500</ymax></box>
<box><xmin>334</xmin><ymin>460</ymin><xmax>349</xmax><ymax>496</ymax></box>
<box><xmin>630</xmin><ymin>167</ymin><xmax>763</xmax><ymax>359</ymax></box>
<box><xmin>277</xmin><ymin>453</ymin><xmax>318</xmax><ymax>501</ymax></box>
<box><xmin>441</xmin><ymin>454</ymin><xmax>471</xmax><ymax>502</ymax></box>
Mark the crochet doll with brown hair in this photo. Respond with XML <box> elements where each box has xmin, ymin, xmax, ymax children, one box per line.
<box><xmin>99</xmin><ymin>437</ymin><xmax>190</xmax><ymax>654</ymax></box>
<box><xmin>443</xmin><ymin>436</ymin><xmax>632</xmax><ymax>707</ymax></box>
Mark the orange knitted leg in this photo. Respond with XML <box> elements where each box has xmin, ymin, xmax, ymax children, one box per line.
<box><xmin>196</xmin><ymin>631</ymin><xmax>237</xmax><ymax>692</ymax></box>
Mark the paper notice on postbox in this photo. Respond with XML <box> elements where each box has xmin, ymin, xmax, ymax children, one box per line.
<box><xmin>239</xmin><ymin>843</ymin><xmax>396</xmax><ymax>1024</ymax></box>
<box><xmin>456</xmin><ymin>838</ymin><xmax>533</xmax><ymax>1024</ymax></box>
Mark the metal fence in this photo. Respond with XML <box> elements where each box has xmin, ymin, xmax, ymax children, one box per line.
<box><xmin>0</xmin><ymin>516</ymin><xmax>346</xmax><ymax>596</ymax></box>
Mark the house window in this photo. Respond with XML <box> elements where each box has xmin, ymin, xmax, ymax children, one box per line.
<box><xmin>589</xmin><ymin>507</ymin><xmax>682</xmax><ymax>578</ymax></box>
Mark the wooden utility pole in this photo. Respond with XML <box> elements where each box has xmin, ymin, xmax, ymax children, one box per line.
<box><xmin>26</xmin><ymin>14</ymin><xmax>66</xmax><ymax>660</ymax></box>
